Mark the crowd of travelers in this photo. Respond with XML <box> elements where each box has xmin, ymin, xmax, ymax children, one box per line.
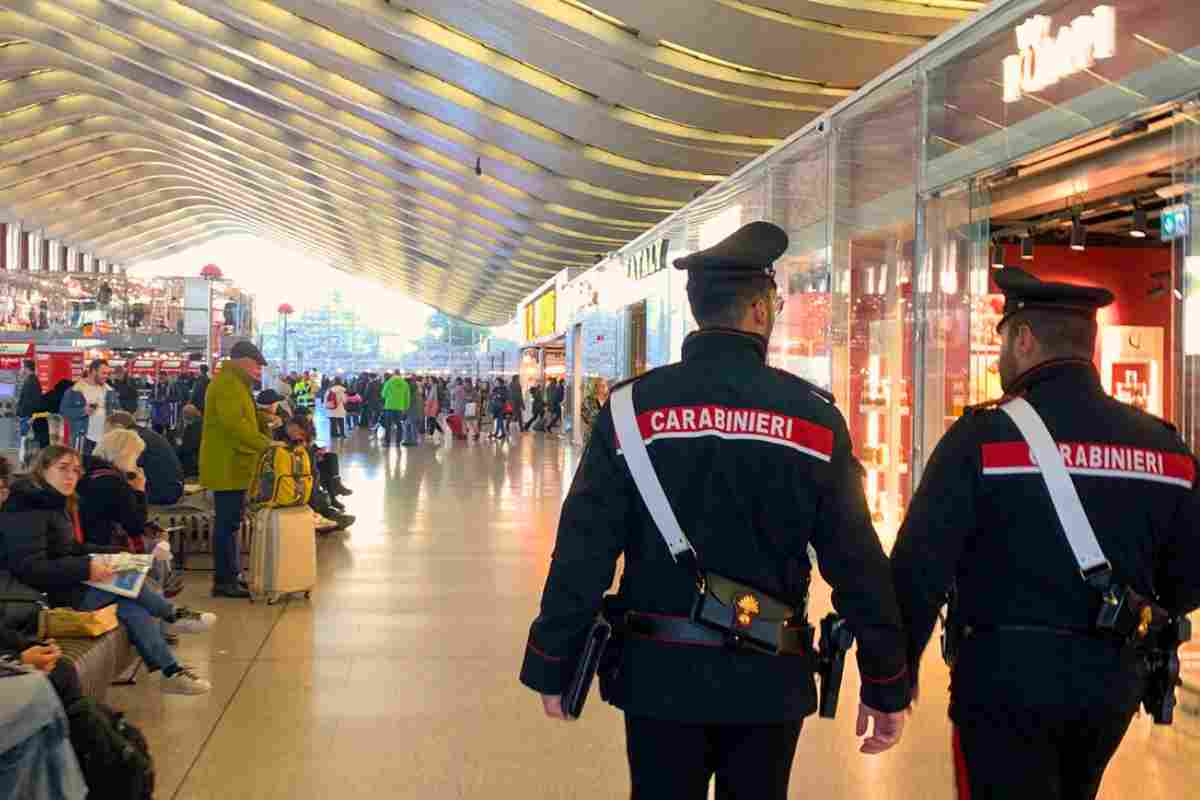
<box><xmin>269</xmin><ymin>370</ymin><xmax>568</xmax><ymax>447</ymax></box>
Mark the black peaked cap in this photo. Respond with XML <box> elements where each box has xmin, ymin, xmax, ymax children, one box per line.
<box><xmin>994</xmin><ymin>267</ymin><xmax>1114</xmax><ymax>329</ymax></box>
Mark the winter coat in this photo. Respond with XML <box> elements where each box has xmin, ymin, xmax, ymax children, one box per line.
<box><xmin>16</xmin><ymin>374</ymin><xmax>42</xmax><ymax>419</ymax></box>
<box><xmin>0</xmin><ymin>479</ymin><xmax>120</xmax><ymax>609</ymax></box>
<box><xmin>489</xmin><ymin>384</ymin><xmax>509</xmax><ymax>417</ymax></box>
<box><xmin>113</xmin><ymin>378</ymin><xmax>140</xmax><ymax>414</ymax></box>
<box><xmin>326</xmin><ymin>385</ymin><xmax>347</xmax><ymax>419</ymax></box>
<box><xmin>177</xmin><ymin>418</ymin><xmax>203</xmax><ymax>478</ymax></box>
<box><xmin>59</xmin><ymin>381</ymin><xmax>119</xmax><ymax>442</ymax></box>
<box><xmin>76</xmin><ymin>457</ymin><xmax>148</xmax><ymax>550</ymax></box>
<box><xmin>135</xmin><ymin>426</ymin><xmax>184</xmax><ymax>506</ymax></box>
<box><xmin>406</xmin><ymin>381</ymin><xmax>424</xmax><ymax>425</ymax></box>
<box><xmin>381</xmin><ymin>376</ymin><xmax>410</xmax><ymax>412</ymax></box>
<box><xmin>198</xmin><ymin>361</ymin><xmax>275</xmax><ymax>492</ymax></box>
<box><xmin>190</xmin><ymin>374</ymin><xmax>211</xmax><ymax>411</ymax></box>
<box><xmin>509</xmin><ymin>382</ymin><xmax>525</xmax><ymax>416</ymax></box>
<box><xmin>451</xmin><ymin>385</ymin><xmax>467</xmax><ymax>416</ymax></box>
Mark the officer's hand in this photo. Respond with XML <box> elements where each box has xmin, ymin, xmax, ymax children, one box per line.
<box><xmin>856</xmin><ymin>703</ymin><xmax>906</xmax><ymax>755</ymax></box>
<box><xmin>541</xmin><ymin>694</ymin><xmax>571</xmax><ymax>721</ymax></box>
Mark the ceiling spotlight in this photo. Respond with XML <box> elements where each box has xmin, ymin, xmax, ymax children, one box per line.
<box><xmin>1021</xmin><ymin>236</ymin><xmax>1034</xmax><ymax>260</ymax></box>
<box><xmin>1130</xmin><ymin>203</ymin><xmax>1148</xmax><ymax>238</ymax></box>
<box><xmin>991</xmin><ymin>243</ymin><xmax>1006</xmax><ymax>269</ymax></box>
<box><xmin>475</xmin><ymin>157</ymin><xmax>482</xmax><ymax>177</ymax></box>
<box><xmin>1070</xmin><ymin>214</ymin><xmax>1087</xmax><ymax>251</ymax></box>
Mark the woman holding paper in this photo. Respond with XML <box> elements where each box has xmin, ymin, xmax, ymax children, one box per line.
<box><xmin>1</xmin><ymin>446</ymin><xmax>218</xmax><ymax>695</ymax></box>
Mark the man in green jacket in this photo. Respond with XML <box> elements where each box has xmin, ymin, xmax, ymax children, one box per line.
<box><xmin>200</xmin><ymin>341</ymin><xmax>276</xmax><ymax>598</ymax></box>
<box><xmin>380</xmin><ymin>372</ymin><xmax>411</xmax><ymax>446</ymax></box>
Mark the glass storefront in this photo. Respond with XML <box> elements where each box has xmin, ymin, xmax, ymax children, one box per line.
<box><xmin>556</xmin><ymin>0</ymin><xmax>1200</xmax><ymax>531</ymax></box>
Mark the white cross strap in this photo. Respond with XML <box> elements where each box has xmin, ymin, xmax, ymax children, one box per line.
<box><xmin>1000</xmin><ymin>397</ymin><xmax>1111</xmax><ymax>577</ymax></box>
<box><xmin>611</xmin><ymin>384</ymin><xmax>696</xmax><ymax>562</ymax></box>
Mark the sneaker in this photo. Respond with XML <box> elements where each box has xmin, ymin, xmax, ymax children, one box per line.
<box><xmin>334</xmin><ymin>513</ymin><xmax>356</xmax><ymax>529</ymax></box>
<box><xmin>161</xmin><ymin>666</ymin><xmax>212</xmax><ymax>695</ymax></box>
<box><xmin>167</xmin><ymin>608</ymin><xmax>217</xmax><ymax>635</ymax></box>
<box><xmin>315</xmin><ymin>514</ymin><xmax>340</xmax><ymax>533</ymax></box>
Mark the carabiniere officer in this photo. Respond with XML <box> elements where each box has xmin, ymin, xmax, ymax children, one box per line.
<box><xmin>520</xmin><ymin>222</ymin><xmax>911</xmax><ymax>799</ymax></box>
<box><xmin>892</xmin><ymin>267</ymin><xmax>1200</xmax><ymax>799</ymax></box>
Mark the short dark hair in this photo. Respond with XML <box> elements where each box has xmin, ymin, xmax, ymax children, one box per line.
<box><xmin>1008</xmin><ymin>309</ymin><xmax>1098</xmax><ymax>359</ymax></box>
<box><xmin>690</xmin><ymin>281</ymin><xmax>772</xmax><ymax>329</ymax></box>
<box><xmin>88</xmin><ymin>358</ymin><xmax>108</xmax><ymax>373</ymax></box>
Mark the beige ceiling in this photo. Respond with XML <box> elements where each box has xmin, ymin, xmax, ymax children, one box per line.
<box><xmin>0</xmin><ymin>0</ymin><xmax>979</xmax><ymax>323</ymax></box>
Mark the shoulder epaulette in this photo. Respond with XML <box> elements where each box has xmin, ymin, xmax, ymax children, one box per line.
<box><xmin>769</xmin><ymin>367</ymin><xmax>836</xmax><ymax>405</ymax></box>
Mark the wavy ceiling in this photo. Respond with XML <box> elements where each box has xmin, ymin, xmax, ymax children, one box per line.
<box><xmin>0</xmin><ymin>0</ymin><xmax>979</xmax><ymax>324</ymax></box>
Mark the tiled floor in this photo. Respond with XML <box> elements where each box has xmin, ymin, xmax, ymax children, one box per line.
<box><xmin>108</xmin><ymin>427</ymin><xmax>1200</xmax><ymax>799</ymax></box>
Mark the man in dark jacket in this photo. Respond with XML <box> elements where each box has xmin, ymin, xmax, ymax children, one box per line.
<box><xmin>111</xmin><ymin>366</ymin><xmax>140</xmax><ymax>414</ymax></box>
<box><xmin>15</xmin><ymin>360</ymin><xmax>41</xmax><ymax>428</ymax></box>
<box><xmin>107</xmin><ymin>411</ymin><xmax>184</xmax><ymax>506</ymax></box>
<box><xmin>190</xmin><ymin>364</ymin><xmax>210</xmax><ymax>411</ymax></box>
<box><xmin>520</xmin><ymin>223</ymin><xmax>909</xmax><ymax>799</ymax></box>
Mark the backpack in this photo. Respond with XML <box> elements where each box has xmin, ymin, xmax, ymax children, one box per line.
<box><xmin>66</xmin><ymin>697</ymin><xmax>154</xmax><ymax>800</ymax></box>
<box><xmin>0</xmin><ymin>570</ymin><xmax>47</xmax><ymax>635</ymax></box>
<box><xmin>249</xmin><ymin>445</ymin><xmax>313</xmax><ymax>508</ymax></box>
<box><xmin>325</xmin><ymin>393</ymin><xmax>338</xmax><ymax>410</ymax></box>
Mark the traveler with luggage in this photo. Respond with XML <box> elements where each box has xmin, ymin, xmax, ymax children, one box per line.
<box><xmin>199</xmin><ymin>341</ymin><xmax>277</xmax><ymax>599</ymax></box>
<box><xmin>326</xmin><ymin>378</ymin><xmax>348</xmax><ymax>440</ymax></box>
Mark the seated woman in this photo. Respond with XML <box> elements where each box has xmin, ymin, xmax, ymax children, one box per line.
<box><xmin>277</xmin><ymin>415</ymin><xmax>355</xmax><ymax>530</ymax></box>
<box><xmin>77</xmin><ymin>429</ymin><xmax>178</xmax><ymax>596</ymax></box>
<box><xmin>2</xmin><ymin>446</ymin><xmax>216</xmax><ymax>695</ymax></box>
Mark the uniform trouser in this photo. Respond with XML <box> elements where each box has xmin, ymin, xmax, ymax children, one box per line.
<box><xmin>953</xmin><ymin>706</ymin><xmax>1136</xmax><ymax>800</ymax></box>
<box><xmin>624</xmin><ymin>715</ymin><xmax>803</xmax><ymax>800</ymax></box>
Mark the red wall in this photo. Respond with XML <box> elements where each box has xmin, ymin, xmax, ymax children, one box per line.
<box><xmin>999</xmin><ymin>244</ymin><xmax>1174</xmax><ymax>418</ymax></box>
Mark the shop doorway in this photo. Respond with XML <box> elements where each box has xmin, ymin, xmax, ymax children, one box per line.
<box><xmin>927</xmin><ymin>102</ymin><xmax>1196</xmax><ymax>453</ymax></box>
<box><xmin>627</xmin><ymin>300</ymin><xmax>647</xmax><ymax>377</ymax></box>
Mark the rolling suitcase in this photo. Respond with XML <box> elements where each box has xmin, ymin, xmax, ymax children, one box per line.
<box><xmin>249</xmin><ymin>506</ymin><xmax>316</xmax><ymax>605</ymax></box>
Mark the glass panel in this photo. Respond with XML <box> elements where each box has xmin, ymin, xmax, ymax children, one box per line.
<box><xmin>919</xmin><ymin>181</ymin><xmax>994</xmax><ymax>475</ymax></box>
<box><xmin>768</xmin><ymin>132</ymin><xmax>832</xmax><ymax>389</ymax></box>
<box><xmin>1175</xmin><ymin>101</ymin><xmax>1200</xmax><ymax>449</ymax></box>
<box><xmin>926</xmin><ymin>0</ymin><xmax>1200</xmax><ymax>191</ymax></box>
<box><xmin>832</xmin><ymin>75</ymin><xmax>919</xmax><ymax>543</ymax></box>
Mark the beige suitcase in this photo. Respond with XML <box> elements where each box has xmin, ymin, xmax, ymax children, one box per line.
<box><xmin>249</xmin><ymin>506</ymin><xmax>316</xmax><ymax>604</ymax></box>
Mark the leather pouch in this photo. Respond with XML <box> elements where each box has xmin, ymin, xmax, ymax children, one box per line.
<box><xmin>692</xmin><ymin>572</ymin><xmax>798</xmax><ymax>654</ymax></box>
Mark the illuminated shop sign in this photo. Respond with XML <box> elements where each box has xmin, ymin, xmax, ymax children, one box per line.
<box><xmin>626</xmin><ymin>239</ymin><xmax>670</xmax><ymax>280</ymax></box>
<box><xmin>1160</xmin><ymin>203</ymin><xmax>1191</xmax><ymax>242</ymax></box>
<box><xmin>1003</xmin><ymin>5</ymin><xmax>1115</xmax><ymax>103</ymax></box>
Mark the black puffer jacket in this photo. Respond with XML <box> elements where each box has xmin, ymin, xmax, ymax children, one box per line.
<box><xmin>77</xmin><ymin>457</ymin><xmax>148</xmax><ymax>549</ymax></box>
<box><xmin>0</xmin><ymin>479</ymin><xmax>119</xmax><ymax>608</ymax></box>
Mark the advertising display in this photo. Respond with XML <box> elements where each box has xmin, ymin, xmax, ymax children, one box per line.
<box><xmin>129</xmin><ymin>358</ymin><xmax>159</xmax><ymax>380</ymax></box>
<box><xmin>36</xmin><ymin>349</ymin><xmax>84</xmax><ymax>393</ymax></box>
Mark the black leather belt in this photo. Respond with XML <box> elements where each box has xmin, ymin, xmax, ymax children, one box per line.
<box><xmin>965</xmin><ymin>624</ymin><xmax>1121</xmax><ymax>643</ymax></box>
<box><xmin>625</xmin><ymin>612</ymin><xmax>810</xmax><ymax>656</ymax></box>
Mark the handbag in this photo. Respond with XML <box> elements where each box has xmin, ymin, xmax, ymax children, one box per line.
<box><xmin>610</xmin><ymin>384</ymin><xmax>805</xmax><ymax>655</ymax></box>
<box><xmin>0</xmin><ymin>570</ymin><xmax>48</xmax><ymax>635</ymax></box>
<box><xmin>325</xmin><ymin>394</ymin><xmax>338</xmax><ymax>410</ymax></box>
<box><xmin>39</xmin><ymin>604</ymin><xmax>120</xmax><ymax>638</ymax></box>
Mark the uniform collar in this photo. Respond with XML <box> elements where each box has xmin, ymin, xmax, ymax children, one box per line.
<box><xmin>1006</xmin><ymin>358</ymin><xmax>1101</xmax><ymax>396</ymax></box>
<box><xmin>682</xmin><ymin>328</ymin><xmax>768</xmax><ymax>363</ymax></box>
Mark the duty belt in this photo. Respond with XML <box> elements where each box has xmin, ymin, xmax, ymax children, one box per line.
<box><xmin>624</xmin><ymin>611</ymin><xmax>811</xmax><ymax>656</ymax></box>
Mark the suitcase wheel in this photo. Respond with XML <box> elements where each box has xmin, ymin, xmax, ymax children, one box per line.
<box><xmin>303</xmin><ymin>591</ymin><xmax>312</xmax><ymax>599</ymax></box>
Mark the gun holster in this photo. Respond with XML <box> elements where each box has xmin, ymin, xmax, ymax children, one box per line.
<box><xmin>1141</xmin><ymin>615</ymin><xmax>1192</xmax><ymax>725</ymax></box>
<box><xmin>816</xmin><ymin>614</ymin><xmax>855</xmax><ymax>719</ymax></box>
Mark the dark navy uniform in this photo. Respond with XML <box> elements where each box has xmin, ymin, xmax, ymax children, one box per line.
<box><xmin>892</xmin><ymin>268</ymin><xmax>1200</xmax><ymax>800</ymax></box>
<box><xmin>521</xmin><ymin>223</ymin><xmax>909</xmax><ymax>799</ymax></box>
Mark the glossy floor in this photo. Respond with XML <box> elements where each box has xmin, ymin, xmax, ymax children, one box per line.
<box><xmin>110</xmin><ymin>428</ymin><xmax>1200</xmax><ymax>799</ymax></box>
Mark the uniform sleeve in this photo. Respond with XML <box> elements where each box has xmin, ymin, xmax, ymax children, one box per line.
<box><xmin>1157</xmin><ymin>454</ymin><xmax>1200</xmax><ymax>615</ymax></box>
<box><xmin>890</xmin><ymin>415</ymin><xmax>979</xmax><ymax>694</ymax></box>
<box><xmin>809</xmin><ymin>414</ymin><xmax>911</xmax><ymax>712</ymax></box>
<box><xmin>520</xmin><ymin>404</ymin><xmax>629</xmax><ymax>695</ymax></box>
